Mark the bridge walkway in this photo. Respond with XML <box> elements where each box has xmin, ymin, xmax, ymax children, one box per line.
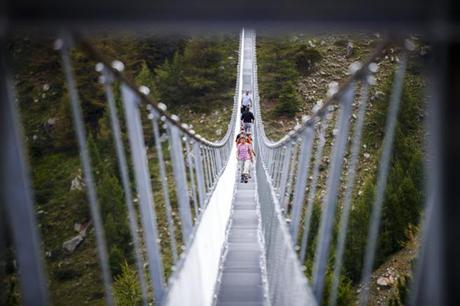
<box><xmin>215</xmin><ymin>169</ymin><xmax>268</xmax><ymax>306</ymax></box>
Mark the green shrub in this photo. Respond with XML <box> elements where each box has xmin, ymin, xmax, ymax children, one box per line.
<box><xmin>258</xmin><ymin>36</ymin><xmax>322</xmax><ymax>117</ymax></box>
<box><xmin>113</xmin><ymin>261</ymin><xmax>142</xmax><ymax>306</ymax></box>
<box><xmin>344</xmin><ymin>179</ymin><xmax>373</xmax><ymax>282</ymax></box>
<box><xmin>274</xmin><ymin>80</ymin><xmax>302</xmax><ymax>115</ymax></box>
<box><xmin>344</xmin><ymin>72</ymin><xmax>424</xmax><ymax>283</ymax></box>
<box><xmin>88</xmin><ymin>136</ymin><xmax>132</xmax><ymax>276</ymax></box>
<box><xmin>294</xmin><ymin>45</ymin><xmax>323</xmax><ymax>74</ymax></box>
<box><xmin>322</xmin><ymin>270</ymin><xmax>356</xmax><ymax>306</ymax></box>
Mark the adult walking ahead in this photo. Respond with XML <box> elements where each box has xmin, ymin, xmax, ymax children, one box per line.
<box><xmin>241</xmin><ymin>108</ymin><xmax>255</xmax><ymax>133</ymax></box>
<box><xmin>241</xmin><ymin>90</ymin><xmax>252</xmax><ymax>113</ymax></box>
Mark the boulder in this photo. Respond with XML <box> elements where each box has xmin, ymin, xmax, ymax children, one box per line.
<box><xmin>63</xmin><ymin>235</ymin><xmax>84</xmax><ymax>254</ymax></box>
<box><xmin>70</xmin><ymin>175</ymin><xmax>84</xmax><ymax>191</ymax></box>
<box><xmin>376</xmin><ymin>276</ymin><xmax>389</xmax><ymax>287</ymax></box>
<box><xmin>346</xmin><ymin>41</ymin><xmax>354</xmax><ymax>57</ymax></box>
<box><xmin>376</xmin><ymin>276</ymin><xmax>395</xmax><ymax>288</ymax></box>
<box><xmin>63</xmin><ymin>222</ymin><xmax>90</xmax><ymax>254</ymax></box>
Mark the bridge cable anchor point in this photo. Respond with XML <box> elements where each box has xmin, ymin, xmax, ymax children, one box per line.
<box><xmin>53</xmin><ymin>38</ymin><xmax>64</xmax><ymax>50</ymax></box>
<box><xmin>157</xmin><ymin>102</ymin><xmax>168</xmax><ymax>112</ymax></box>
<box><xmin>95</xmin><ymin>62</ymin><xmax>104</xmax><ymax>72</ymax></box>
<box><xmin>170</xmin><ymin>114</ymin><xmax>180</xmax><ymax>122</ymax></box>
<box><xmin>367</xmin><ymin>75</ymin><xmax>377</xmax><ymax>85</ymax></box>
<box><xmin>368</xmin><ymin>62</ymin><xmax>379</xmax><ymax>73</ymax></box>
<box><xmin>111</xmin><ymin>60</ymin><xmax>125</xmax><ymax>72</ymax></box>
<box><xmin>139</xmin><ymin>85</ymin><xmax>150</xmax><ymax>95</ymax></box>
<box><xmin>348</xmin><ymin>61</ymin><xmax>363</xmax><ymax>74</ymax></box>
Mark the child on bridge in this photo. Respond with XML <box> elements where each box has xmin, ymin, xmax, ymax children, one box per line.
<box><xmin>237</xmin><ymin>135</ymin><xmax>253</xmax><ymax>183</ymax></box>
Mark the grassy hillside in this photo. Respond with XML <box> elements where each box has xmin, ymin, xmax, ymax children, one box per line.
<box><xmin>4</xmin><ymin>32</ymin><xmax>237</xmax><ymax>305</ymax></box>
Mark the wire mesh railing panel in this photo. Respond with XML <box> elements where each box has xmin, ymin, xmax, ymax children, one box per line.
<box><xmin>245</xmin><ymin>29</ymin><xmax>316</xmax><ymax>305</ymax></box>
<box><xmin>0</xmin><ymin>30</ymin><xmax>240</xmax><ymax>306</ymax></box>
<box><xmin>252</xmin><ymin>28</ymin><xmax>430</xmax><ymax>306</ymax></box>
<box><xmin>255</xmin><ymin>155</ymin><xmax>318</xmax><ymax>306</ymax></box>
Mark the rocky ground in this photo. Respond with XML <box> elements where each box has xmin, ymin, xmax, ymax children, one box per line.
<box><xmin>260</xmin><ymin>33</ymin><xmax>382</xmax><ymax>140</ymax></box>
<box><xmin>359</xmin><ymin>230</ymin><xmax>419</xmax><ymax>305</ymax></box>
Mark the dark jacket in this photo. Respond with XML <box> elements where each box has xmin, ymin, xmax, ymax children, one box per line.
<box><xmin>241</xmin><ymin>111</ymin><xmax>255</xmax><ymax>123</ymax></box>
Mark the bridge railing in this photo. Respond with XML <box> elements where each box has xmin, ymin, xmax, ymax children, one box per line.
<box><xmin>0</xmin><ymin>31</ymin><xmax>241</xmax><ymax>306</ymax></box>
<box><xmin>252</xmin><ymin>30</ymin><xmax>424</xmax><ymax>306</ymax></box>
<box><xmin>243</xmin><ymin>29</ymin><xmax>315</xmax><ymax>306</ymax></box>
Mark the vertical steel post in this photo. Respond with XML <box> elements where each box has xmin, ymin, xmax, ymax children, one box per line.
<box><xmin>283</xmin><ymin>141</ymin><xmax>299</xmax><ymax>212</ymax></box>
<box><xmin>300</xmin><ymin>115</ymin><xmax>330</xmax><ymax>264</ymax></box>
<box><xmin>359</xmin><ymin>55</ymin><xmax>407</xmax><ymax>306</ymax></box>
<box><xmin>329</xmin><ymin>80</ymin><xmax>369</xmax><ymax>306</ymax></box>
<box><xmin>121</xmin><ymin>84</ymin><xmax>165</xmax><ymax>303</ymax></box>
<box><xmin>193</xmin><ymin>142</ymin><xmax>207</xmax><ymax>208</ymax></box>
<box><xmin>102</xmin><ymin>68</ymin><xmax>149</xmax><ymax>305</ymax></box>
<box><xmin>410</xmin><ymin>43</ymin><xmax>445</xmax><ymax>306</ymax></box>
<box><xmin>184</xmin><ymin>137</ymin><xmax>199</xmax><ymax>218</ymax></box>
<box><xmin>201</xmin><ymin>146</ymin><xmax>208</xmax><ymax>191</ymax></box>
<box><xmin>0</xmin><ymin>37</ymin><xmax>49</xmax><ymax>306</ymax></box>
<box><xmin>312</xmin><ymin>83</ymin><xmax>355</xmax><ymax>301</ymax></box>
<box><xmin>150</xmin><ymin>111</ymin><xmax>178</xmax><ymax>263</ymax></box>
<box><xmin>278</xmin><ymin>143</ymin><xmax>292</xmax><ymax>203</ymax></box>
<box><xmin>205</xmin><ymin>147</ymin><xmax>212</xmax><ymax>186</ymax></box>
<box><xmin>60</xmin><ymin>38</ymin><xmax>114</xmax><ymax>306</ymax></box>
<box><xmin>290</xmin><ymin>126</ymin><xmax>315</xmax><ymax>243</ymax></box>
<box><xmin>168</xmin><ymin>123</ymin><xmax>193</xmax><ymax>242</ymax></box>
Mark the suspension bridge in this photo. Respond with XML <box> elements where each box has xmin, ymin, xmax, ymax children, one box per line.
<box><xmin>0</xmin><ymin>24</ymin><xmax>454</xmax><ymax>306</ymax></box>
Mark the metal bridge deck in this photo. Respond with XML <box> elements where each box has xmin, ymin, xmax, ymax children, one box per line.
<box><xmin>215</xmin><ymin>175</ymin><xmax>267</xmax><ymax>306</ymax></box>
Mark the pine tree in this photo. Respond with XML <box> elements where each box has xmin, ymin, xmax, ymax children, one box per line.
<box><xmin>88</xmin><ymin>135</ymin><xmax>132</xmax><ymax>275</ymax></box>
<box><xmin>274</xmin><ymin>80</ymin><xmax>301</xmax><ymax>115</ymax></box>
<box><xmin>344</xmin><ymin>179</ymin><xmax>374</xmax><ymax>282</ymax></box>
<box><xmin>136</xmin><ymin>61</ymin><xmax>160</xmax><ymax>100</ymax></box>
<box><xmin>155</xmin><ymin>52</ymin><xmax>186</xmax><ymax>106</ymax></box>
<box><xmin>113</xmin><ymin>261</ymin><xmax>142</xmax><ymax>306</ymax></box>
<box><xmin>52</xmin><ymin>96</ymin><xmax>77</xmax><ymax>151</ymax></box>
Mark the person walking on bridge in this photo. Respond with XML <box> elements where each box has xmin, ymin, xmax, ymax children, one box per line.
<box><xmin>235</xmin><ymin>127</ymin><xmax>245</xmax><ymax>144</ymax></box>
<box><xmin>241</xmin><ymin>90</ymin><xmax>252</xmax><ymax>113</ymax></box>
<box><xmin>237</xmin><ymin>136</ymin><xmax>253</xmax><ymax>183</ymax></box>
<box><xmin>241</xmin><ymin>108</ymin><xmax>255</xmax><ymax>134</ymax></box>
<box><xmin>246</xmin><ymin>132</ymin><xmax>256</xmax><ymax>178</ymax></box>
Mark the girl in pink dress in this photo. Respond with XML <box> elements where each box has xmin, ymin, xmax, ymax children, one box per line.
<box><xmin>237</xmin><ymin>136</ymin><xmax>253</xmax><ymax>183</ymax></box>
